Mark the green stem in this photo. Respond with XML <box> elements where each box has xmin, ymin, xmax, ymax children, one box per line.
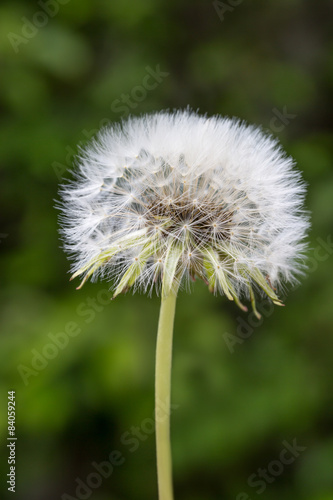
<box><xmin>155</xmin><ymin>291</ymin><xmax>177</xmax><ymax>500</ymax></box>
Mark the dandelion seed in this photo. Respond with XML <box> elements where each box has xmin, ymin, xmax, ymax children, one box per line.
<box><xmin>59</xmin><ymin>110</ymin><xmax>309</xmax><ymax>307</ymax></box>
<box><xmin>58</xmin><ymin>110</ymin><xmax>309</xmax><ymax>500</ymax></box>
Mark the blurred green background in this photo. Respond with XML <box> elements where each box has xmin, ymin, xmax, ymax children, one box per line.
<box><xmin>1</xmin><ymin>0</ymin><xmax>333</xmax><ymax>499</ymax></box>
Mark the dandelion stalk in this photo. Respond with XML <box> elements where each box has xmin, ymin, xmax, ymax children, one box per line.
<box><xmin>59</xmin><ymin>110</ymin><xmax>309</xmax><ymax>499</ymax></box>
<box><xmin>155</xmin><ymin>291</ymin><xmax>177</xmax><ymax>500</ymax></box>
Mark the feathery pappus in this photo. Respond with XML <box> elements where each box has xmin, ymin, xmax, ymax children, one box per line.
<box><xmin>59</xmin><ymin>110</ymin><xmax>309</xmax><ymax>317</ymax></box>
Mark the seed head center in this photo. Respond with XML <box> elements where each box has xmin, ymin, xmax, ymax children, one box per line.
<box><xmin>146</xmin><ymin>197</ymin><xmax>233</xmax><ymax>243</ymax></box>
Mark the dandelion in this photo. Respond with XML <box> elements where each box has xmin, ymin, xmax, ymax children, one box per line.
<box><xmin>59</xmin><ymin>110</ymin><xmax>309</xmax><ymax>500</ymax></box>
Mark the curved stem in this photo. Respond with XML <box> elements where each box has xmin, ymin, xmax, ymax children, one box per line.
<box><xmin>155</xmin><ymin>292</ymin><xmax>177</xmax><ymax>500</ymax></box>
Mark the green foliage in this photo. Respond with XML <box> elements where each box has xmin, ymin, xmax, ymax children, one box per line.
<box><xmin>1</xmin><ymin>0</ymin><xmax>333</xmax><ymax>499</ymax></box>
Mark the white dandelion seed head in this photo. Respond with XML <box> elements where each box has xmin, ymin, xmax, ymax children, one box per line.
<box><xmin>59</xmin><ymin>110</ymin><xmax>309</xmax><ymax>311</ymax></box>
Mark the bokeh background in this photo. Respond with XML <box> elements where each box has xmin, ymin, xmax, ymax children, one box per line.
<box><xmin>1</xmin><ymin>0</ymin><xmax>333</xmax><ymax>499</ymax></box>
